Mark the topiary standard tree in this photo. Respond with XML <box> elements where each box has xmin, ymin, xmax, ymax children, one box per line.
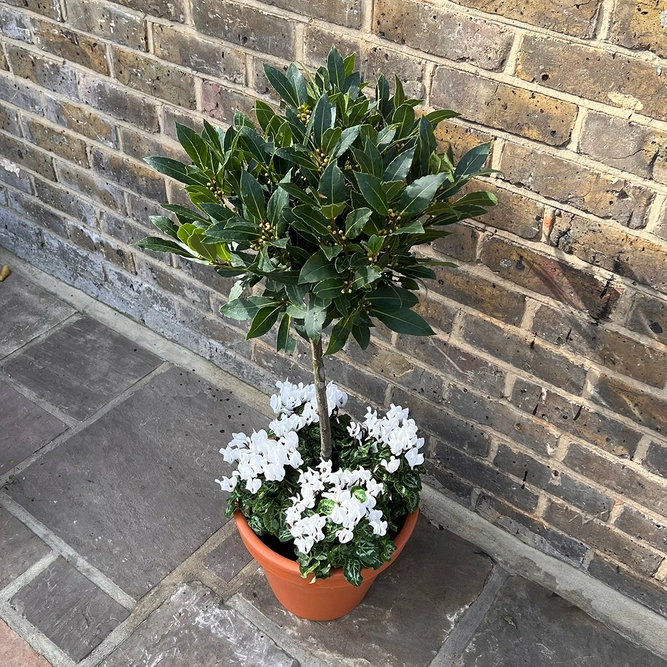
<box><xmin>137</xmin><ymin>47</ymin><xmax>497</xmax><ymax>462</ymax></box>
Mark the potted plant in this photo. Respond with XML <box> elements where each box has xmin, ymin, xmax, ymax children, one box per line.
<box><xmin>136</xmin><ymin>47</ymin><xmax>496</xmax><ymax>620</ymax></box>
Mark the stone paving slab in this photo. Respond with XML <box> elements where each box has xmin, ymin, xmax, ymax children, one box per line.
<box><xmin>3</xmin><ymin>317</ymin><xmax>162</xmax><ymax>421</ymax></box>
<box><xmin>0</xmin><ymin>507</ymin><xmax>51</xmax><ymax>590</ymax></box>
<box><xmin>203</xmin><ymin>529</ymin><xmax>253</xmax><ymax>582</ymax></box>
<box><xmin>11</xmin><ymin>557</ymin><xmax>129</xmax><ymax>662</ymax></box>
<box><xmin>0</xmin><ymin>273</ymin><xmax>75</xmax><ymax>360</ymax></box>
<box><xmin>0</xmin><ymin>620</ymin><xmax>51</xmax><ymax>667</ymax></box>
<box><xmin>100</xmin><ymin>582</ymin><xmax>298</xmax><ymax>667</ymax></box>
<box><xmin>237</xmin><ymin>517</ymin><xmax>494</xmax><ymax>667</ymax></box>
<box><xmin>453</xmin><ymin>576</ymin><xmax>667</xmax><ymax>667</ymax></box>
<box><xmin>7</xmin><ymin>366</ymin><xmax>267</xmax><ymax>598</ymax></box>
<box><xmin>0</xmin><ymin>382</ymin><xmax>67</xmax><ymax>474</ymax></box>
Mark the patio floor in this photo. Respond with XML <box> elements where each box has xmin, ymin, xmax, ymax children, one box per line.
<box><xmin>1</xmin><ymin>249</ymin><xmax>667</xmax><ymax>667</ymax></box>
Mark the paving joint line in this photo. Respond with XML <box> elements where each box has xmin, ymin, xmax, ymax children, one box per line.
<box><xmin>0</xmin><ymin>373</ymin><xmax>78</xmax><ymax>428</ymax></box>
<box><xmin>0</xmin><ymin>362</ymin><xmax>172</xmax><ymax>487</ymax></box>
<box><xmin>0</xmin><ymin>494</ymin><xmax>136</xmax><ymax>611</ymax></box>
<box><xmin>0</xmin><ymin>552</ymin><xmax>59</xmax><ymax>602</ymax></box>
<box><xmin>429</xmin><ymin>566</ymin><xmax>510</xmax><ymax>666</ymax></box>
<box><xmin>0</xmin><ymin>312</ymin><xmax>81</xmax><ymax>369</ymax></box>
<box><xmin>227</xmin><ymin>594</ymin><xmax>333</xmax><ymax>667</ymax></box>
<box><xmin>0</xmin><ymin>247</ymin><xmax>274</xmax><ymax>420</ymax></box>
<box><xmin>0</xmin><ymin>601</ymin><xmax>76</xmax><ymax>667</ymax></box>
<box><xmin>77</xmin><ymin>522</ymin><xmax>246</xmax><ymax>666</ymax></box>
<box><xmin>419</xmin><ymin>484</ymin><xmax>667</xmax><ymax>661</ymax></box>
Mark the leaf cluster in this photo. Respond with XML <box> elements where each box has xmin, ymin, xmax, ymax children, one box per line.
<box><xmin>137</xmin><ymin>47</ymin><xmax>497</xmax><ymax>354</ymax></box>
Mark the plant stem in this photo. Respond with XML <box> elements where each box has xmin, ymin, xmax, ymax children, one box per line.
<box><xmin>310</xmin><ymin>337</ymin><xmax>333</xmax><ymax>461</ymax></box>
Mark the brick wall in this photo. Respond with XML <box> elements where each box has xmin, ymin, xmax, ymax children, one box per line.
<box><xmin>1</xmin><ymin>0</ymin><xmax>666</xmax><ymax>616</ymax></box>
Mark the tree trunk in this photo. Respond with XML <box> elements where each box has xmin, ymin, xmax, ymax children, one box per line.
<box><xmin>310</xmin><ymin>337</ymin><xmax>333</xmax><ymax>461</ymax></box>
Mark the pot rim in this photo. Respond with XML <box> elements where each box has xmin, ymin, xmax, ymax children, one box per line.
<box><xmin>234</xmin><ymin>508</ymin><xmax>419</xmax><ymax>582</ymax></box>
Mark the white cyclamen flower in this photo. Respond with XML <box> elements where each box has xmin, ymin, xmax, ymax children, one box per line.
<box><xmin>215</xmin><ymin>475</ymin><xmax>237</xmax><ymax>492</ymax></box>
<box><xmin>380</xmin><ymin>457</ymin><xmax>400</xmax><ymax>473</ymax></box>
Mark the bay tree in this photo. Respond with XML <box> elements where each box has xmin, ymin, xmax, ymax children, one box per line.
<box><xmin>137</xmin><ymin>47</ymin><xmax>497</xmax><ymax>461</ymax></box>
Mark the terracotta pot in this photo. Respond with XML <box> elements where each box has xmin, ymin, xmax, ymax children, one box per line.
<box><xmin>234</xmin><ymin>508</ymin><xmax>419</xmax><ymax>621</ymax></box>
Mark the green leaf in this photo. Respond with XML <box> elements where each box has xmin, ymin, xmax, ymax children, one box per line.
<box><xmin>321</xmin><ymin>202</ymin><xmax>346</xmax><ymax>220</ymax></box>
<box><xmin>263</xmin><ymin>64</ymin><xmax>300</xmax><ymax>107</ymax></box>
<box><xmin>398</xmin><ymin>173</ymin><xmax>447</xmax><ymax>218</ymax></box>
<box><xmin>344</xmin><ymin>208</ymin><xmax>373</xmax><ymax>239</ymax></box>
<box><xmin>352</xmin><ymin>266</ymin><xmax>381</xmax><ymax>290</ymax></box>
<box><xmin>276</xmin><ymin>313</ymin><xmax>296</xmax><ymax>353</ymax></box>
<box><xmin>176</xmin><ymin>123</ymin><xmax>210</xmax><ymax>169</ymax></box>
<box><xmin>393</xmin><ymin>219</ymin><xmax>425</xmax><ymax>235</ymax></box>
<box><xmin>330</xmin><ymin>126</ymin><xmax>360</xmax><ymax>159</ymax></box>
<box><xmin>247</xmin><ymin>304</ymin><xmax>283</xmax><ymax>339</ymax></box>
<box><xmin>202</xmin><ymin>119</ymin><xmax>225</xmax><ymax>156</ymax></box>
<box><xmin>366</xmin><ymin>284</ymin><xmax>419</xmax><ymax>309</ymax></box>
<box><xmin>351</xmin><ymin>324</ymin><xmax>371</xmax><ymax>349</ymax></box>
<box><xmin>150</xmin><ymin>215</ymin><xmax>179</xmax><ymax>239</ymax></box>
<box><xmin>325</xmin><ymin>313</ymin><xmax>354</xmax><ymax>355</ymax></box>
<box><xmin>370</xmin><ymin>306</ymin><xmax>434</xmax><ymax>336</ymax></box>
<box><xmin>298</xmin><ymin>250</ymin><xmax>340</xmax><ymax>284</ymax></box>
<box><xmin>318</xmin><ymin>162</ymin><xmax>346</xmax><ymax>205</ymax></box>
<box><xmin>162</xmin><ymin>204</ymin><xmax>209</xmax><ymax>224</ymax></box>
<box><xmin>311</xmin><ymin>92</ymin><xmax>333</xmax><ymax>148</ymax></box>
<box><xmin>327</xmin><ymin>46</ymin><xmax>346</xmax><ymax>90</ymax></box>
<box><xmin>255</xmin><ymin>100</ymin><xmax>276</xmax><ymax>132</ymax></box>
<box><xmin>393</xmin><ymin>74</ymin><xmax>406</xmax><ymax>108</ymax></box>
<box><xmin>304</xmin><ymin>297</ymin><xmax>327</xmax><ymax>341</ymax></box>
<box><xmin>239</xmin><ymin>125</ymin><xmax>269</xmax><ymax>164</ymax></box>
<box><xmin>321</xmin><ymin>127</ymin><xmax>342</xmax><ymax>155</ymax></box>
<box><xmin>313</xmin><ymin>277</ymin><xmax>345</xmax><ymax>300</ymax></box>
<box><xmin>354</xmin><ymin>172</ymin><xmax>388</xmax><ymax>215</ymax></box>
<box><xmin>392</xmin><ymin>103</ymin><xmax>415</xmax><ymax>139</ymax></box>
<box><xmin>322</xmin><ymin>245</ymin><xmax>343</xmax><ymax>260</ymax></box>
<box><xmin>383</xmin><ymin>147</ymin><xmax>416</xmax><ymax>182</ymax></box>
<box><xmin>135</xmin><ymin>236</ymin><xmax>195</xmax><ymax>257</ymax></box>
<box><xmin>144</xmin><ymin>156</ymin><xmax>190</xmax><ymax>183</ymax></box>
<box><xmin>292</xmin><ymin>205</ymin><xmax>332</xmax><ymax>238</ymax></box>
<box><xmin>424</xmin><ymin>109</ymin><xmax>460</xmax><ymax>126</ymax></box>
<box><xmin>454</xmin><ymin>190</ymin><xmax>498</xmax><ymax>208</ymax></box>
<box><xmin>286</xmin><ymin>63</ymin><xmax>308</xmax><ymax>105</ymax></box>
<box><xmin>240</xmin><ymin>171</ymin><xmax>265</xmax><ymax>222</ymax></box>
<box><xmin>343</xmin><ymin>558</ymin><xmax>362</xmax><ymax>587</ymax></box>
<box><xmin>278</xmin><ymin>180</ymin><xmax>318</xmax><ymax>205</ymax></box>
<box><xmin>454</xmin><ymin>143</ymin><xmax>492</xmax><ymax>180</ymax></box>
<box><xmin>267</xmin><ymin>188</ymin><xmax>289</xmax><ymax>226</ymax></box>
<box><xmin>200</xmin><ymin>203</ymin><xmax>235</xmax><ymax>222</ymax></box>
<box><xmin>275</xmin><ymin>147</ymin><xmax>318</xmax><ymax>170</ymax></box>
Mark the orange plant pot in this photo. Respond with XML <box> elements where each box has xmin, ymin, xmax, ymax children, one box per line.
<box><xmin>234</xmin><ymin>509</ymin><xmax>419</xmax><ymax>621</ymax></box>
